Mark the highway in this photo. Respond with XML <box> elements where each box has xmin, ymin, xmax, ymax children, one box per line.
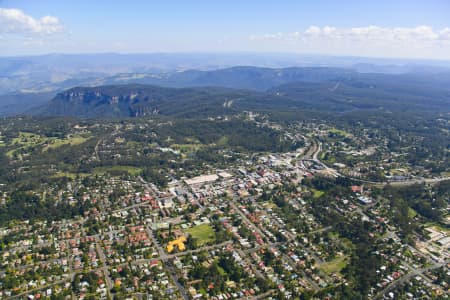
<box><xmin>305</xmin><ymin>138</ymin><xmax>449</xmax><ymax>187</ymax></box>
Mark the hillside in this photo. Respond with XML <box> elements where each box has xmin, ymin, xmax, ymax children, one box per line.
<box><xmin>0</xmin><ymin>92</ymin><xmax>54</xmax><ymax>116</ymax></box>
<box><xmin>120</xmin><ymin>66</ymin><xmax>356</xmax><ymax>91</ymax></box>
<box><xmin>39</xmin><ymin>77</ymin><xmax>450</xmax><ymax>118</ymax></box>
<box><xmin>29</xmin><ymin>65</ymin><xmax>450</xmax><ymax>118</ymax></box>
<box><xmin>39</xmin><ymin>84</ymin><xmax>253</xmax><ymax>118</ymax></box>
<box><xmin>269</xmin><ymin>76</ymin><xmax>450</xmax><ymax>112</ymax></box>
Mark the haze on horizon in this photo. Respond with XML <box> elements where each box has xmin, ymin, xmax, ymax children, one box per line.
<box><xmin>0</xmin><ymin>0</ymin><xmax>450</xmax><ymax>61</ymax></box>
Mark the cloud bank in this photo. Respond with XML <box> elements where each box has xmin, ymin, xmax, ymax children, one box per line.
<box><xmin>250</xmin><ymin>25</ymin><xmax>450</xmax><ymax>43</ymax></box>
<box><xmin>249</xmin><ymin>25</ymin><xmax>450</xmax><ymax>59</ymax></box>
<box><xmin>0</xmin><ymin>8</ymin><xmax>63</xmax><ymax>35</ymax></box>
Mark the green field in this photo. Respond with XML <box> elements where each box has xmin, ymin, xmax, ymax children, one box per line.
<box><xmin>7</xmin><ymin>132</ymin><xmax>46</xmax><ymax>158</ymax></box>
<box><xmin>51</xmin><ymin>172</ymin><xmax>89</xmax><ymax>179</ymax></box>
<box><xmin>92</xmin><ymin>166</ymin><xmax>143</xmax><ymax>176</ymax></box>
<box><xmin>6</xmin><ymin>132</ymin><xmax>90</xmax><ymax>158</ymax></box>
<box><xmin>340</xmin><ymin>237</ymin><xmax>355</xmax><ymax>251</ymax></box>
<box><xmin>216</xmin><ymin>136</ymin><xmax>229</xmax><ymax>146</ymax></box>
<box><xmin>320</xmin><ymin>255</ymin><xmax>348</xmax><ymax>275</ymax></box>
<box><xmin>311</xmin><ymin>188</ymin><xmax>325</xmax><ymax>198</ymax></box>
<box><xmin>389</xmin><ymin>168</ymin><xmax>408</xmax><ymax>176</ymax></box>
<box><xmin>408</xmin><ymin>208</ymin><xmax>418</xmax><ymax>219</ymax></box>
<box><xmin>44</xmin><ymin>136</ymin><xmax>90</xmax><ymax>150</ymax></box>
<box><xmin>171</xmin><ymin>143</ymin><xmax>204</xmax><ymax>153</ymax></box>
<box><xmin>425</xmin><ymin>223</ymin><xmax>450</xmax><ymax>234</ymax></box>
<box><xmin>217</xmin><ymin>264</ymin><xmax>226</xmax><ymax>276</ymax></box>
<box><xmin>51</xmin><ymin>166</ymin><xmax>142</xmax><ymax>178</ymax></box>
<box><xmin>185</xmin><ymin>224</ymin><xmax>216</xmax><ymax>246</ymax></box>
<box><xmin>328</xmin><ymin>128</ymin><xmax>350</xmax><ymax>137</ymax></box>
<box><xmin>11</xmin><ymin>132</ymin><xmax>44</xmax><ymax>145</ymax></box>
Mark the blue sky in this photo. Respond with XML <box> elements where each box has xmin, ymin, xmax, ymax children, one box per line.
<box><xmin>1</xmin><ymin>0</ymin><xmax>450</xmax><ymax>59</ymax></box>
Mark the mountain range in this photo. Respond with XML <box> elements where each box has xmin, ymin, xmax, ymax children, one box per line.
<box><xmin>36</xmin><ymin>66</ymin><xmax>450</xmax><ymax>118</ymax></box>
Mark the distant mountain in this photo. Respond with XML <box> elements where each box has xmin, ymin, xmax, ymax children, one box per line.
<box><xmin>112</xmin><ymin>66</ymin><xmax>355</xmax><ymax>91</ymax></box>
<box><xmin>39</xmin><ymin>69</ymin><xmax>450</xmax><ymax>118</ymax></box>
<box><xmin>38</xmin><ymin>84</ymin><xmax>253</xmax><ymax>118</ymax></box>
<box><xmin>269</xmin><ymin>74</ymin><xmax>450</xmax><ymax>112</ymax></box>
<box><xmin>3</xmin><ymin>66</ymin><xmax>361</xmax><ymax>116</ymax></box>
<box><xmin>351</xmin><ymin>63</ymin><xmax>450</xmax><ymax>74</ymax></box>
<box><xmin>2</xmin><ymin>53</ymin><xmax>450</xmax><ymax>94</ymax></box>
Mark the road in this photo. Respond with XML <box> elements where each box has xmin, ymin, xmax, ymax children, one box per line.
<box><xmin>351</xmin><ymin>198</ymin><xmax>448</xmax><ymax>300</ymax></box>
<box><xmin>236</xmin><ymin>248</ymin><xmax>266</xmax><ymax>280</ymax></box>
<box><xmin>167</xmin><ymin>241</ymin><xmax>232</xmax><ymax>258</ymax></box>
<box><xmin>131</xmin><ymin>240</ymin><xmax>234</xmax><ymax>265</ymax></box>
<box><xmin>93</xmin><ymin>138</ymin><xmax>102</xmax><ymax>161</ymax></box>
<box><xmin>232</xmin><ymin>196</ymin><xmax>327</xmax><ymax>289</ymax></box>
<box><xmin>230</xmin><ymin>200</ymin><xmax>268</xmax><ymax>241</ymax></box>
<box><xmin>10</xmin><ymin>276</ymin><xmax>75</xmax><ymax>300</ymax></box>
<box><xmin>281</xmin><ymin>251</ymin><xmax>320</xmax><ymax>290</ymax></box>
<box><xmin>306</xmin><ymin>138</ymin><xmax>450</xmax><ymax>187</ymax></box>
<box><xmin>374</xmin><ymin>259</ymin><xmax>449</xmax><ymax>299</ymax></box>
<box><xmin>95</xmin><ymin>241</ymin><xmax>113</xmax><ymax>294</ymax></box>
<box><xmin>302</xmin><ymin>136</ymin><xmax>319</xmax><ymax>160</ymax></box>
<box><xmin>145</xmin><ymin>226</ymin><xmax>189</xmax><ymax>300</ymax></box>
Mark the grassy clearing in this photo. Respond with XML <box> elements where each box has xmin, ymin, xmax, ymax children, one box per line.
<box><xmin>408</xmin><ymin>208</ymin><xmax>418</xmax><ymax>219</ymax></box>
<box><xmin>311</xmin><ymin>188</ymin><xmax>325</xmax><ymax>198</ymax></box>
<box><xmin>7</xmin><ymin>132</ymin><xmax>46</xmax><ymax>158</ymax></box>
<box><xmin>425</xmin><ymin>223</ymin><xmax>450</xmax><ymax>234</ymax></box>
<box><xmin>323</xmin><ymin>155</ymin><xmax>336</xmax><ymax>164</ymax></box>
<box><xmin>216</xmin><ymin>136</ymin><xmax>229</xmax><ymax>146</ymax></box>
<box><xmin>340</xmin><ymin>237</ymin><xmax>355</xmax><ymax>251</ymax></box>
<box><xmin>7</xmin><ymin>132</ymin><xmax>91</xmax><ymax>158</ymax></box>
<box><xmin>262</xmin><ymin>202</ymin><xmax>277</xmax><ymax>209</ymax></box>
<box><xmin>185</xmin><ymin>224</ymin><xmax>215</xmax><ymax>246</ymax></box>
<box><xmin>170</xmin><ymin>143</ymin><xmax>204</xmax><ymax>153</ymax></box>
<box><xmin>403</xmin><ymin>248</ymin><xmax>414</xmax><ymax>258</ymax></box>
<box><xmin>320</xmin><ymin>255</ymin><xmax>348</xmax><ymax>275</ymax></box>
<box><xmin>217</xmin><ymin>265</ymin><xmax>226</xmax><ymax>276</ymax></box>
<box><xmin>390</xmin><ymin>168</ymin><xmax>408</xmax><ymax>176</ymax></box>
<box><xmin>11</xmin><ymin>132</ymin><xmax>44</xmax><ymax>145</ymax></box>
<box><xmin>93</xmin><ymin>166</ymin><xmax>142</xmax><ymax>176</ymax></box>
<box><xmin>50</xmin><ymin>172</ymin><xmax>89</xmax><ymax>179</ymax></box>
<box><xmin>328</xmin><ymin>128</ymin><xmax>350</xmax><ymax>137</ymax></box>
<box><xmin>327</xmin><ymin>232</ymin><xmax>339</xmax><ymax>239</ymax></box>
<box><xmin>6</xmin><ymin>149</ymin><xmax>17</xmax><ymax>158</ymax></box>
<box><xmin>319</xmin><ymin>152</ymin><xmax>326</xmax><ymax>160</ymax></box>
<box><xmin>44</xmin><ymin>136</ymin><xmax>90</xmax><ymax>150</ymax></box>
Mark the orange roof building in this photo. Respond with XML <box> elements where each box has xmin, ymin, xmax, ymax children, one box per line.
<box><xmin>167</xmin><ymin>236</ymin><xmax>187</xmax><ymax>253</ymax></box>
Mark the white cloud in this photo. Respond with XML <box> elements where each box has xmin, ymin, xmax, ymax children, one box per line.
<box><xmin>0</xmin><ymin>8</ymin><xmax>63</xmax><ymax>35</ymax></box>
<box><xmin>438</xmin><ymin>28</ymin><xmax>450</xmax><ymax>40</ymax></box>
<box><xmin>322</xmin><ymin>26</ymin><xmax>337</xmax><ymax>36</ymax></box>
<box><xmin>249</xmin><ymin>25</ymin><xmax>450</xmax><ymax>59</ymax></box>
<box><xmin>251</xmin><ymin>25</ymin><xmax>450</xmax><ymax>44</ymax></box>
<box><xmin>305</xmin><ymin>26</ymin><xmax>321</xmax><ymax>36</ymax></box>
<box><xmin>250</xmin><ymin>32</ymin><xmax>284</xmax><ymax>41</ymax></box>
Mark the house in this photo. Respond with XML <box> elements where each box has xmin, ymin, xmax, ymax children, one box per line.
<box><xmin>351</xmin><ymin>185</ymin><xmax>364</xmax><ymax>193</ymax></box>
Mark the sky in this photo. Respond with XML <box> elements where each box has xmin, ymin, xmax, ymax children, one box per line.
<box><xmin>1</xmin><ymin>0</ymin><xmax>450</xmax><ymax>60</ymax></box>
